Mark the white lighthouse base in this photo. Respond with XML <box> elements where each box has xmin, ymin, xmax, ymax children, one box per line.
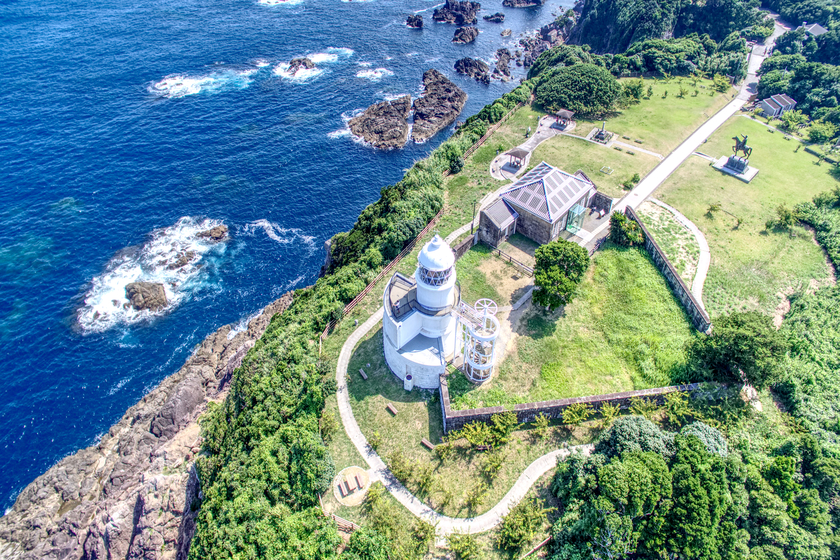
<box><xmin>384</xmin><ymin>333</ymin><xmax>446</xmax><ymax>389</ymax></box>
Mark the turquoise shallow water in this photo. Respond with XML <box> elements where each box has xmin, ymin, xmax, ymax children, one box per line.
<box><xmin>0</xmin><ymin>0</ymin><xmax>566</xmax><ymax>511</ymax></box>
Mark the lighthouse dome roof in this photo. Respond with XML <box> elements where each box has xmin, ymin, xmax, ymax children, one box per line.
<box><xmin>418</xmin><ymin>234</ymin><xmax>455</xmax><ymax>271</ymax></box>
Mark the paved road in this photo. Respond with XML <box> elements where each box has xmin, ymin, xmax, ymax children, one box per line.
<box><xmin>334</xmin><ymin>308</ymin><xmax>593</xmax><ymax>535</ymax></box>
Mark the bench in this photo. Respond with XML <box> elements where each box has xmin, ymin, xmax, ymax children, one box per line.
<box><xmin>337</xmin><ymin>483</ymin><xmax>346</xmax><ymax>498</ymax></box>
<box><xmin>343</xmin><ymin>480</ymin><xmax>354</xmax><ymax>495</ymax></box>
<box><xmin>354</xmin><ymin>475</ymin><xmax>363</xmax><ymax>489</ymax></box>
<box><xmin>421</xmin><ymin>438</ymin><xmax>435</xmax><ymax>451</ymax></box>
<box><xmin>359</xmin><ymin>369</ymin><xmax>368</xmax><ymax>380</ymax></box>
<box><xmin>386</xmin><ymin>403</ymin><xmax>398</xmax><ymax>416</ymax></box>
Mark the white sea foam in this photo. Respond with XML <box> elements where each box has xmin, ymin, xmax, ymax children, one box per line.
<box><xmin>77</xmin><ymin>217</ymin><xmax>227</xmax><ymax>333</ymax></box>
<box><xmin>253</xmin><ymin>58</ymin><xmax>271</xmax><ymax>68</ymax></box>
<box><xmin>240</xmin><ymin>220</ymin><xmax>315</xmax><ymax>251</ymax></box>
<box><xmin>273</xmin><ymin>63</ymin><xmax>325</xmax><ymax>82</ymax></box>
<box><xmin>327</xmin><ymin>128</ymin><xmax>352</xmax><ymax>139</ymax></box>
<box><xmin>356</xmin><ymin>68</ymin><xmax>394</xmax><ymax>82</ymax></box>
<box><xmin>376</xmin><ymin>91</ymin><xmax>410</xmax><ymax>102</ymax></box>
<box><xmin>357</xmin><ymin>61</ymin><xmax>373</xmax><ymax>68</ymax></box>
<box><xmin>259</xmin><ymin>0</ymin><xmax>304</xmax><ymax>5</ymax></box>
<box><xmin>149</xmin><ymin>69</ymin><xmax>257</xmax><ymax>98</ymax></box>
<box><xmin>414</xmin><ymin>2</ymin><xmax>443</xmax><ymax>13</ymax></box>
<box><xmin>405</xmin><ymin>52</ymin><xmax>421</xmax><ymax>57</ymax></box>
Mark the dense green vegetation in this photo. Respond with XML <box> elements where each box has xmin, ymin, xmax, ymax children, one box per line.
<box><xmin>761</xmin><ymin>0</ymin><xmax>839</xmax><ymax>28</ymax></box>
<box><xmin>533</xmin><ymin>63</ymin><xmax>622</xmax><ymax>114</ymax></box>
<box><xmin>549</xmin><ymin>415</ymin><xmax>839</xmax><ymax>559</ymax></box>
<box><xmin>567</xmin><ymin>0</ymin><xmax>762</xmax><ymax>54</ymax></box>
<box><xmin>758</xmin><ymin>56</ymin><xmax>840</xmax><ymax>124</ymax></box>
<box><xmin>532</xmin><ymin>239</ymin><xmax>590</xmax><ymax>310</ymax></box>
<box><xmin>529</xmin><ymin>37</ymin><xmax>748</xmax><ymax>84</ymax></box>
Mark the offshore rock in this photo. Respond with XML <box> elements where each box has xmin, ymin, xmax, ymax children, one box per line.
<box><xmin>501</xmin><ymin>28</ymin><xmax>512</xmax><ymax>36</ymax></box>
<box><xmin>287</xmin><ymin>58</ymin><xmax>315</xmax><ymax>74</ymax></box>
<box><xmin>406</xmin><ymin>14</ymin><xmax>423</xmax><ymax>28</ymax></box>
<box><xmin>452</xmin><ymin>26</ymin><xmax>479</xmax><ymax>44</ymax></box>
<box><xmin>503</xmin><ymin>0</ymin><xmax>545</xmax><ymax>6</ymax></box>
<box><xmin>412</xmin><ymin>69</ymin><xmax>468</xmax><ymax>143</ymax></box>
<box><xmin>518</xmin><ymin>16</ymin><xmax>572</xmax><ymax>67</ymax></box>
<box><xmin>125</xmin><ymin>282</ymin><xmax>168</xmax><ymax>311</ymax></box>
<box><xmin>432</xmin><ymin>0</ymin><xmax>480</xmax><ymax>25</ymax></box>
<box><xmin>483</xmin><ymin>12</ymin><xmax>505</xmax><ymax>22</ymax></box>
<box><xmin>493</xmin><ymin>48</ymin><xmax>513</xmax><ymax>80</ymax></box>
<box><xmin>454</xmin><ymin>57</ymin><xmax>490</xmax><ymax>84</ymax></box>
<box><xmin>196</xmin><ymin>224</ymin><xmax>228</xmax><ymax>241</ymax></box>
<box><xmin>347</xmin><ymin>95</ymin><xmax>412</xmax><ymax>149</ymax></box>
<box><xmin>0</xmin><ymin>293</ymin><xmax>295</xmax><ymax>560</ymax></box>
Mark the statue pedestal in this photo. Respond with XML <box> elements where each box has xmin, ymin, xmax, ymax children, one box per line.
<box><xmin>712</xmin><ymin>155</ymin><xmax>759</xmax><ymax>183</ymax></box>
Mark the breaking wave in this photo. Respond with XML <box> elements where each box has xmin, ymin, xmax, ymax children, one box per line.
<box><xmin>76</xmin><ymin>217</ymin><xmax>228</xmax><ymax>333</ymax></box>
<box><xmin>149</xmin><ymin>68</ymin><xmax>258</xmax><ymax>98</ymax></box>
<box><xmin>356</xmin><ymin>68</ymin><xmax>394</xmax><ymax>82</ymax></box>
<box><xmin>239</xmin><ymin>220</ymin><xmax>315</xmax><ymax>251</ymax></box>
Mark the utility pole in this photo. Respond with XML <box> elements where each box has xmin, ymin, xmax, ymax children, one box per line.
<box><xmin>470</xmin><ymin>199</ymin><xmax>477</xmax><ymax>235</ymax></box>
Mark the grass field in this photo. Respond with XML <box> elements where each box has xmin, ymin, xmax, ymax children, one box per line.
<box><xmin>449</xmin><ymin>244</ymin><xmax>694</xmax><ymax>410</ymax></box>
<box><xmin>636</xmin><ymin>200</ymin><xmax>701</xmax><ymax>286</ymax></box>
<box><xmin>531</xmin><ymin>134</ymin><xmax>660</xmax><ymax>198</ymax></box>
<box><xmin>656</xmin><ymin>116</ymin><xmax>836</xmax><ymax>316</ymax></box>
<box><xmin>342</xmin><ymin>327</ymin><xmax>598</xmax><ymax>519</ymax></box>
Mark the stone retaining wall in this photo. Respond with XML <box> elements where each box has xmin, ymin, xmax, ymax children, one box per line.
<box><xmin>439</xmin><ymin>374</ymin><xmax>705</xmax><ymax>432</ymax></box>
<box><xmin>452</xmin><ymin>233</ymin><xmax>477</xmax><ymax>260</ymax></box>
<box><xmin>625</xmin><ymin>207</ymin><xmax>712</xmax><ymax>333</ymax></box>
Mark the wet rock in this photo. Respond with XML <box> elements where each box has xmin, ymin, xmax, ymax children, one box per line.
<box><xmin>406</xmin><ymin>14</ymin><xmax>423</xmax><ymax>28</ymax></box>
<box><xmin>432</xmin><ymin>0</ymin><xmax>480</xmax><ymax>25</ymax></box>
<box><xmin>501</xmin><ymin>28</ymin><xmax>512</xmax><ymax>36</ymax></box>
<box><xmin>412</xmin><ymin>69</ymin><xmax>468</xmax><ymax>143</ymax></box>
<box><xmin>167</xmin><ymin>251</ymin><xmax>196</xmax><ymax>271</ymax></box>
<box><xmin>503</xmin><ymin>0</ymin><xmax>544</xmax><ymax>6</ymax></box>
<box><xmin>125</xmin><ymin>282</ymin><xmax>168</xmax><ymax>311</ymax></box>
<box><xmin>196</xmin><ymin>224</ymin><xmax>228</xmax><ymax>241</ymax></box>
<box><xmin>454</xmin><ymin>57</ymin><xmax>490</xmax><ymax>84</ymax></box>
<box><xmin>347</xmin><ymin>95</ymin><xmax>412</xmax><ymax>149</ymax></box>
<box><xmin>287</xmin><ymin>58</ymin><xmax>314</xmax><ymax>74</ymax></box>
<box><xmin>483</xmin><ymin>12</ymin><xmax>505</xmax><ymax>22</ymax></box>
<box><xmin>452</xmin><ymin>26</ymin><xmax>479</xmax><ymax>44</ymax></box>
<box><xmin>493</xmin><ymin>48</ymin><xmax>513</xmax><ymax>81</ymax></box>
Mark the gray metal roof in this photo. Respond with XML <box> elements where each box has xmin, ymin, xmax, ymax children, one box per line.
<box><xmin>483</xmin><ymin>199</ymin><xmax>518</xmax><ymax>229</ymax></box>
<box><xmin>771</xmin><ymin>93</ymin><xmax>796</xmax><ymax>107</ymax></box>
<box><xmin>501</xmin><ymin>161</ymin><xmax>595</xmax><ymax>223</ymax></box>
<box><xmin>804</xmin><ymin>22</ymin><xmax>828</xmax><ymax>36</ymax></box>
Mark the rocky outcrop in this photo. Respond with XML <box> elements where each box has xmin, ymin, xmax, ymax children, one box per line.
<box><xmin>125</xmin><ymin>282</ymin><xmax>168</xmax><ymax>311</ymax></box>
<box><xmin>287</xmin><ymin>58</ymin><xmax>314</xmax><ymax>74</ymax></box>
<box><xmin>452</xmin><ymin>26</ymin><xmax>479</xmax><ymax>44</ymax></box>
<box><xmin>493</xmin><ymin>48</ymin><xmax>513</xmax><ymax>81</ymax></box>
<box><xmin>432</xmin><ymin>0</ymin><xmax>480</xmax><ymax>25</ymax></box>
<box><xmin>503</xmin><ymin>0</ymin><xmax>544</xmax><ymax>6</ymax></box>
<box><xmin>412</xmin><ymin>69</ymin><xmax>468</xmax><ymax>143</ymax></box>
<box><xmin>454</xmin><ymin>57</ymin><xmax>490</xmax><ymax>84</ymax></box>
<box><xmin>406</xmin><ymin>14</ymin><xmax>423</xmax><ymax>28</ymax></box>
<box><xmin>501</xmin><ymin>28</ymin><xmax>512</xmax><ymax>36</ymax></box>
<box><xmin>347</xmin><ymin>95</ymin><xmax>412</xmax><ymax>149</ymax></box>
<box><xmin>483</xmin><ymin>12</ymin><xmax>505</xmax><ymax>22</ymax></box>
<box><xmin>196</xmin><ymin>224</ymin><xmax>228</xmax><ymax>242</ymax></box>
<box><xmin>517</xmin><ymin>17</ymin><xmax>573</xmax><ymax>67</ymax></box>
<box><xmin>0</xmin><ymin>293</ymin><xmax>295</xmax><ymax>560</ymax></box>
<box><xmin>167</xmin><ymin>251</ymin><xmax>196</xmax><ymax>271</ymax></box>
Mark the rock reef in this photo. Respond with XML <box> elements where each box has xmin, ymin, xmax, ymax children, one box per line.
<box><xmin>493</xmin><ymin>48</ymin><xmax>513</xmax><ymax>81</ymax></box>
<box><xmin>454</xmin><ymin>57</ymin><xmax>490</xmax><ymax>84</ymax></box>
<box><xmin>406</xmin><ymin>14</ymin><xmax>423</xmax><ymax>28</ymax></box>
<box><xmin>287</xmin><ymin>58</ymin><xmax>315</xmax><ymax>74</ymax></box>
<box><xmin>347</xmin><ymin>96</ymin><xmax>412</xmax><ymax>149</ymax></box>
<box><xmin>502</xmin><ymin>0</ymin><xmax>544</xmax><ymax>7</ymax></box>
<box><xmin>412</xmin><ymin>69</ymin><xmax>468</xmax><ymax>143</ymax></box>
<box><xmin>432</xmin><ymin>0</ymin><xmax>480</xmax><ymax>25</ymax></box>
<box><xmin>196</xmin><ymin>224</ymin><xmax>228</xmax><ymax>241</ymax></box>
<box><xmin>0</xmin><ymin>293</ymin><xmax>295</xmax><ymax>560</ymax></box>
<box><xmin>452</xmin><ymin>26</ymin><xmax>479</xmax><ymax>44</ymax></box>
<box><xmin>125</xmin><ymin>282</ymin><xmax>168</xmax><ymax>311</ymax></box>
<box><xmin>483</xmin><ymin>12</ymin><xmax>505</xmax><ymax>22</ymax></box>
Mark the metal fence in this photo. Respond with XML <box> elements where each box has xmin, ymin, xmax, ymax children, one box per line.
<box><xmin>461</xmin><ymin>99</ymin><xmax>527</xmax><ymax>160</ymax></box>
<box><xmin>490</xmin><ymin>246</ymin><xmax>534</xmax><ymax>276</ymax></box>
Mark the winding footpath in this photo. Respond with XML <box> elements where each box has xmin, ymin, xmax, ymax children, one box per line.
<box><xmin>335</xmin><ymin>308</ymin><xmax>593</xmax><ymax>536</ymax></box>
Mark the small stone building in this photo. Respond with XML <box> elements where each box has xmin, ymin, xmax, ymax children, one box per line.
<box><xmin>759</xmin><ymin>94</ymin><xmax>797</xmax><ymax>118</ymax></box>
<box><xmin>478</xmin><ymin>161</ymin><xmax>596</xmax><ymax>246</ymax></box>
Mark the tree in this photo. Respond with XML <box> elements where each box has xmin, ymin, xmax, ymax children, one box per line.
<box><xmin>343</xmin><ymin>527</ymin><xmax>391</xmax><ymax>560</ymax></box>
<box><xmin>609</xmin><ymin>212</ymin><xmax>644</xmax><ymax>246</ymax></box>
<box><xmin>533</xmin><ymin>239</ymin><xmax>590</xmax><ymax>311</ymax></box>
<box><xmin>781</xmin><ymin>109</ymin><xmax>807</xmax><ymax>130</ymax></box>
<box><xmin>808</xmin><ymin>121</ymin><xmax>838</xmax><ymax>144</ymax></box>
<box><xmin>534</xmin><ymin>63</ymin><xmax>623</xmax><ymax>114</ymax></box>
<box><xmin>685</xmin><ymin>311</ymin><xmax>790</xmax><ymax>390</ymax></box>
<box><xmin>594</xmin><ymin>415</ymin><xmax>673</xmax><ymax>459</ymax></box>
<box><xmin>713</xmin><ymin>73</ymin><xmax>730</xmax><ymax>92</ymax></box>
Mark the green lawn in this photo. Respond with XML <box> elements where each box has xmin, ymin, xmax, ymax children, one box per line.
<box><xmin>576</xmin><ymin>77</ymin><xmax>734</xmax><ymax>155</ymax></box>
<box><xmin>449</xmin><ymin>244</ymin><xmax>694</xmax><ymax>410</ymax></box>
<box><xmin>531</xmin><ymin>134</ymin><xmax>660</xmax><ymax>198</ymax></box>
<box><xmin>656</xmin><ymin>116</ymin><xmax>836</xmax><ymax>316</ymax></box>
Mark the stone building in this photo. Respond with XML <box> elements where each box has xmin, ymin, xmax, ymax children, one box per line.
<box><xmin>478</xmin><ymin>161</ymin><xmax>597</xmax><ymax>246</ymax></box>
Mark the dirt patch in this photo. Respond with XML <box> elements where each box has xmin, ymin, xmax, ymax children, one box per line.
<box><xmin>477</xmin><ymin>257</ymin><xmax>533</xmax><ymax>307</ymax></box>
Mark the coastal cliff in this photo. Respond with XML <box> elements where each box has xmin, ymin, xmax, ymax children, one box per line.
<box><xmin>0</xmin><ymin>293</ymin><xmax>295</xmax><ymax>560</ymax></box>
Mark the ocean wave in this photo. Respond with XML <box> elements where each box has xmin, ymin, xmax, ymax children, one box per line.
<box><xmin>327</xmin><ymin>128</ymin><xmax>352</xmax><ymax>139</ymax></box>
<box><xmin>259</xmin><ymin>0</ymin><xmax>304</xmax><ymax>5</ymax></box>
<box><xmin>252</xmin><ymin>58</ymin><xmax>271</xmax><ymax>67</ymax></box>
<box><xmin>356</xmin><ymin>68</ymin><xmax>394</xmax><ymax>82</ymax></box>
<box><xmin>357</xmin><ymin>61</ymin><xmax>373</xmax><ymax>68</ymax></box>
<box><xmin>149</xmin><ymin>69</ymin><xmax>257</xmax><ymax>98</ymax></box>
<box><xmin>273</xmin><ymin>63</ymin><xmax>325</xmax><ymax>82</ymax></box>
<box><xmin>76</xmin><ymin>217</ymin><xmax>228</xmax><ymax>333</ymax></box>
<box><xmin>239</xmin><ymin>220</ymin><xmax>315</xmax><ymax>250</ymax></box>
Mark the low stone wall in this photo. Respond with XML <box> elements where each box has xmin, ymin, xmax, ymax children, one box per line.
<box><xmin>452</xmin><ymin>233</ymin><xmax>477</xmax><ymax>260</ymax></box>
<box><xmin>625</xmin><ymin>207</ymin><xmax>712</xmax><ymax>333</ymax></box>
<box><xmin>439</xmin><ymin>374</ymin><xmax>705</xmax><ymax>432</ymax></box>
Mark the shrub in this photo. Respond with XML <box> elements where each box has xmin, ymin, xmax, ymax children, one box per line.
<box><xmin>448</xmin><ymin>532</ymin><xmax>482</xmax><ymax>559</ymax></box>
<box><xmin>319</xmin><ymin>411</ymin><xmax>338</xmax><ymax>443</ymax></box>
<box><xmin>465</xmin><ymin>481</ymin><xmax>487</xmax><ymax>512</ymax></box>
<box><xmin>680</xmin><ymin>422</ymin><xmax>728</xmax><ymax>456</ymax></box>
<box><xmin>609</xmin><ymin>211</ymin><xmax>644</xmax><ymax>246</ymax></box>
<box><xmin>534</xmin><ymin>63</ymin><xmax>623</xmax><ymax>114</ymax></box>
<box><xmin>562</xmin><ymin>402</ymin><xmax>593</xmax><ymax>426</ymax></box>
<box><xmin>594</xmin><ymin>415</ymin><xmax>673</xmax><ymax>458</ymax></box>
<box><xmin>533</xmin><ymin>412</ymin><xmax>551</xmax><ymax>439</ymax></box>
<box><xmin>482</xmin><ymin>450</ymin><xmax>506</xmax><ymax>481</ymax></box>
<box><xmin>808</xmin><ymin>122</ymin><xmax>838</xmax><ymax>145</ymax></box>
<box><xmin>599</xmin><ymin>402</ymin><xmax>620</xmax><ymax>428</ymax></box>
<box><xmin>494</xmin><ymin>497</ymin><xmax>549</xmax><ymax>551</ymax></box>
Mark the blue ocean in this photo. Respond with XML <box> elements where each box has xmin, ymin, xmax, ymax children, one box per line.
<box><xmin>0</xmin><ymin>0</ymin><xmax>565</xmax><ymax>511</ymax></box>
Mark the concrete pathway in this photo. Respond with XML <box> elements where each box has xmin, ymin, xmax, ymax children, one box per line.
<box><xmin>489</xmin><ymin>116</ymin><xmax>569</xmax><ymax>181</ymax></box>
<box><xmin>335</xmin><ymin>307</ymin><xmax>592</xmax><ymax>535</ymax></box>
<box><xmin>648</xmin><ymin>198</ymin><xmax>710</xmax><ymax>310</ymax></box>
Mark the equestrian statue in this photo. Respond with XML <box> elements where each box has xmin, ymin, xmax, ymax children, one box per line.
<box><xmin>732</xmin><ymin>134</ymin><xmax>752</xmax><ymax>158</ymax></box>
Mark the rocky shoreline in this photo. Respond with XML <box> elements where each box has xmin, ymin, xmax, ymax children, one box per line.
<box><xmin>0</xmin><ymin>292</ymin><xmax>295</xmax><ymax>560</ymax></box>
